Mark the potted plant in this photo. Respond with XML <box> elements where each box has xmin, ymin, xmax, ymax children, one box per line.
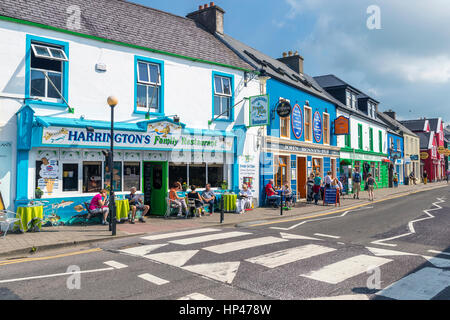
<box><xmin>220</xmin><ymin>180</ymin><xmax>228</xmax><ymax>190</ymax></box>
<box><xmin>35</xmin><ymin>187</ymin><xmax>43</xmax><ymax>199</ymax></box>
<box><xmin>182</xmin><ymin>182</ymin><xmax>188</xmax><ymax>192</ymax></box>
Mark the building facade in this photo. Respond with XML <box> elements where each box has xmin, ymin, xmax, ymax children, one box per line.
<box><xmin>314</xmin><ymin>75</ymin><xmax>389</xmax><ymax>193</ymax></box>
<box><xmin>0</xmin><ymin>1</ymin><xmax>262</xmax><ymax>220</ymax></box>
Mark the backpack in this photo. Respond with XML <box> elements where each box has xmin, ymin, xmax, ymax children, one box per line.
<box><xmin>353</xmin><ymin>173</ymin><xmax>361</xmax><ymax>183</ymax></box>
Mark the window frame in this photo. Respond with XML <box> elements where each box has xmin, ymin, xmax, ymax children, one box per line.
<box><xmin>323</xmin><ymin>112</ymin><xmax>330</xmax><ymax>145</ymax></box>
<box><xmin>134</xmin><ymin>55</ymin><xmax>164</xmax><ymax>117</ymax></box>
<box><xmin>358</xmin><ymin>124</ymin><xmax>363</xmax><ymax>150</ymax></box>
<box><xmin>304</xmin><ymin>106</ymin><xmax>312</xmax><ymax>142</ymax></box>
<box><xmin>212</xmin><ymin>71</ymin><xmax>234</xmax><ymax>122</ymax></box>
<box><xmin>25</xmin><ymin>35</ymin><xmax>69</xmax><ymax>108</ymax></box>
<box><xmin>31</xmin><ymin>44</ymin><xmax>68</xmax><ymax>62</ymax></box>
<box><xmin>369</xmin><ymin>128</ymin><xmax>374</xmax><ymax>151</ymax></box>
<box><xmin>280</xmin><ymin>115</ymin><xmax>290</xmax><ymax>139</ymax></box>
<box><xmin>379</xmin><ymin>130</ymin><xmax>383</xmax><ymax>153</ymax></box>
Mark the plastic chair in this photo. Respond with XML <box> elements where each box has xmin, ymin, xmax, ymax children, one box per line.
<box><xmin>187</xmin><ymin>198</ymin><xmax>201</xmax><ymax>217</ymax></box>
<box><xmin>0</xmin><ymin>210</ymin><xmax>21</xmax><ymax>238</ymax></box>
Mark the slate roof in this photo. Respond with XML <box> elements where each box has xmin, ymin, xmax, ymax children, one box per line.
<box><xmin>400</xmin><ymin>119</ymin><xmax>428</xmax><ymax>132</ymax></box>
<box><xmin>416</xmin><ymin>131</ymin><xmax>433</xmax><ymax>150</ymax></box>
<box><xmin>216</xmin><ymin>33</ymin><xmax>332</xmax><ymax>102</ymax></box>
<box><xmin>0</xmin><ymin>0</ymin><xmax>252</xmax><ymax>70</ymax></box>
<box><xmin>427</xmin><ymin>118</ymin><xmax>441</xmax><ymax>132</ymax></box>
<box><xmin>377</xmin><ymin>112</ymin><xmax>417</xmax><ymax>137</ymax></box>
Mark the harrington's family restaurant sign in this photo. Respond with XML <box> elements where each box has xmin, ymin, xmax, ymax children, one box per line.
<box><xmin>41</xmin><ymin>122</ymin><xmax>233</xmax><ymax>152</ymax></box>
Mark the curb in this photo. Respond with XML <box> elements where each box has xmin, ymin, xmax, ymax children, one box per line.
<box><xmin>0</xmin><ymin>232</ymin><xmax>145</xmax><ymax>259</ymax></box>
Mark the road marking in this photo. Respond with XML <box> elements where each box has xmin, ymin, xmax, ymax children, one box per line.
<box><xmin>300</xmin><ymin>254</ymin><xmax>392</xmax><ymax>284</ymax></box>
<box><xmin>0</xmin><ymin>267</ymin><xmax>114</xmax><ymax>284</ymax></box>
<box><xmin>169</xmin><ymin>231</ymin><xmax>251</xmax><ymax>245</ymax></box>
<box><xmin>428</xmin><ymin>250</ymin><xmax>450</xmax><ymax>257</ymax></box>
<box><xmin>421</xmin><ymin>256</ymin><xmax>450</xmax><ymax>268</ymax></box>
<box><xmin>119</xmin><ymin>244</ymin><xmax>167</xmax><ymax>256</ymax></box>
<box><xmin>144</xmin><ymin>250</ymin><xmax>199</xmax><ymax>267</ymax></box>
<box><xmin>138</xmin><ymin>273</ymin><xmax>169</xmax><ymax>285</ymax></box>
<box><xmin>182</xmin><ymin>261</ymin><xmax>240</xmax><ymax>284</ymax></box>
<box><xmin>103</xmin><ymin>260</ymin><xmax>128</xmax><ymax>269</ymax></box>
<box><xmin>0</xmin><ymin>248</ymin><xmax>102</xmax><ymax>266</ymax></box>
<box><xmin>203</xmin><ymin>237</ymin><xmax>288</xmax><ymax>254</ymax></box>
<box><xmin>370</xmin><ymin>197</ymin><xmax>445</xmax><ymax>247</ymax></box>
<box><xmin>366</xmin><ymin>247</ymin><xmax>417</xmax><ymax>257</ymax></box>
<box><xmin>309</xmin><ymin>294</ymin><xmax>369</xmax><ymax>300</ymax></box>
<box><xmin>376</xmin><ymin>267</ymin><xmax>450</xmax><ymax>300</ymax></box>
<box><xmin>141</xmin><ymin>228</ymin><xmax>221</xmax><ymax>241</ymax></box>
<box><xmin>279</xmin><ymin>232</ymin><xmax>322</xmax><ymax>241</ymax></box>
<box><xmin>178</xmin><ymin>293</ymin><xmax>213</xmax><ymax>300</ymax></box>
<box><xmin>245</xmin><ymin>244</ymin><xmax>336</xmax><ymax>269</ymax></box>
<box><xmin>314</xmin><ymin>233</ymin><xmax>341</xmax><ymax>239</ymax></box>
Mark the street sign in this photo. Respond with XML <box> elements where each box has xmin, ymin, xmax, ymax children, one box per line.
<box><xmin>276</xmin><ymin>100</ymin><xmax>291</xmax><ymax>118</ymax></box>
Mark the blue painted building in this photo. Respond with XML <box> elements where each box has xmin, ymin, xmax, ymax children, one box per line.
<box><xmin>217</xmin><ymin>35</ymin><xmax>341</xmax><ymax>204</ymax></box>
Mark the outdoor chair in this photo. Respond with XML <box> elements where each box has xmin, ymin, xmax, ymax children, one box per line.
<box><xmin>68</xmin><ymin>202</ymin><xmax>103</xmax><ymax>226</ymax></box>
<box><xmin>0</xmin><ymin>210</ymin><xmax>21</xmax><ymax>239</ymax></box>
<box><xmin>187</xmin><ymin>198</ymin><xmax>202</xmax><ymax>218</ymax></box>
<box><xmin>164</xmin><ymin>197</ymin><xmax>188</xmax><ymax>219</ymax></box>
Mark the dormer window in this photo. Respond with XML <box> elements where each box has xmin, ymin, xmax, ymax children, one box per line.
<box><xmin>351</xmin><ymin>93</ymin><xmax>356</xmax><ymax>109</ymax></box>
<box><xmin>368</xmin><ymin>102</ymin><xmax>376</xmax><ymax>118</ymax></box>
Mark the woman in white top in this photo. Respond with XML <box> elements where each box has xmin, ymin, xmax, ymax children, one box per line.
<box><xmin>236</xmin><ymin>184</ymin><xmax>252</xmax><ymax>214</ymax></box>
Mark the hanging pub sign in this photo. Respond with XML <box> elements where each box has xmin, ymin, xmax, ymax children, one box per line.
<box><xmin>313</xmin><ymin>111</ymin><xmax>322</xmax><ymax>143</ymax></box>
<box><xmin>420</xmin><ymin>152</ymin><xmax>429</xmax><ymax>160</ymax></box>
<box><xmin>276</xmin><ymin>99</ymin><xmax>292</xmax><ymax>118</ymax></box>
<box><xmin>438</xmin><ymin>146</ymin><xmax>446</xmax><ymax>154</ymax></box>
<box><xmin>334</xmin><ymin>116</ymin><xmax>350</xmax><ymax>135</ymax></box>
<box><xmin>249</xmin><ymin>94</ymin><xmax>270</xmax><ymax>127</ymax></box>
<box><xmin>291</xmin><ymin>104</ymin><xmax>303</xmax><ymax>139</ymax></box>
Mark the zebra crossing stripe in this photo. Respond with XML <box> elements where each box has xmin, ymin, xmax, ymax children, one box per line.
<box><xmin>119</xmin><ymin>244</ymin><xmax>167</xmax><ymax>256</ymax></box>
<box><xmin>203</xmin><ymin>236</ymin><xmax>288</xmax><ymax>254</ymax></box>
<box><xmin>365</xmin><ymin>247</ymin><xmax>417</xmax><ymax>257</ymax></box>
<box><xmin>144</xmin><ymin>250</ymin><xmax>199</xmax><ymax>267</ymax></box>
<box><xmin>178</xmin><ymin>293</ymin><xmax>214</xmax><ymax>300</ymax></box>
<box><xmin>169</xmin><ymin>231</ymin><xmax>252</xmax><ymax>245</ymax></box>
<box><xmin>182</xmin><ymin>261</ymin><xmax>240</xmax><ymax>284</ymax></box>
<box><xmin>376</xmin><ymin>267</ymin><xmax>450</xmax><ymax>300</ymax></box>
<box><xmin>103</xmin><ymin>261</ymin><xmax>128</xmax><ymax>269</ymax></box>
<box><xmin>300</xmin><ymin>254</ymin><xmax>392</xmax><ymax>284</ymax></box>
<box><xmin>245</xmin><ymin>244</ymin><xmax>336</xmax><ymax>269</ymax></box>
<box><xmin>141</xmin><ymin>228</ymin><xmax>221</xmax><ymax>241</ymax></box>
<box><xmin>279</xmin><ymin>233</ymin><xmax>322</xmax><ymax>241</ymax></box>
<box><xmin>138</xmin><ymin>273</ymin><xmax>169</xmax><ymax>285</ymax></box>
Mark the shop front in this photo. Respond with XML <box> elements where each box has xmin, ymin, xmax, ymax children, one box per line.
<box><xmin>261</xmin><ymin>138</ymin><xmax>340</xmax><ymax>203</ymax></box>
<box><xmin>15</xmin><ymin>107</ymin><xmax>234</xmax><ymax>225</ymax></box>
<box><xmin>339</xmin><ymin>149</ymin><xmax>389</xmax><ymax>193</ymax></box>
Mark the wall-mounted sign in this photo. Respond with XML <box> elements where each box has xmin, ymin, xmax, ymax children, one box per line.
<box><xmin>291</xmin><ymin>104</ymin><xmax>303</xmax><ymax>139</ymax></box>
<box><xmin>410</xmin><ymin>154</ymin><xmax>419</xmax><ymax>161</ymax></box>
<box><xmin>41</xmin><ymin>123</ymin><xmax>233</xmax><ymax>152</ymax></box>
<box><xmin>313</xmin><ymin>111</ymin><xmax>322</xmax><ymax>143</ymax></box>
<box><xmin>276</xmin><ymin>100</ymin><xmax>292</xmax><ymax>118</ymax></box>
<box><xmin>334</xmin><ymin>116</ymin><xmax>350</xmax><ymax>135</ymax></box>
<box><xmin>420</xmin><ymin>152</ymin><xmax>429</xmax><ymax>160</ymax></box>
<box><xmin>249</xmin><ymin>94</ymin><xmax>269</xmax><ymax>127</ymax></box>
<box><xmin>438</xmin><ymin>146</ymin><xmax>446</xmax><ymax>154</ymax></box>
<box><xmin>266</xmin><ymin>142</ymin><xmax>340</xmax><ymax>156</ymax></box>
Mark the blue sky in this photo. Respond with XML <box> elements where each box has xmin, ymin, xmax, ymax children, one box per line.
<box><xmin>131</xmin><ymin>0</ymin><xmax>450</xmax><ymax>124</ymax></box>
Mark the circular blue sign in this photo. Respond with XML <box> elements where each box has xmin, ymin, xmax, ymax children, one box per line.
<box><xmin>313</xmin><ymin>111</ymin><xmax>322</xmax><ymax>143</ymax></box>
<box><xmin>291</xmin><ymin>104</ymin><xmax>303</xmax><ymax>139</ymax></box>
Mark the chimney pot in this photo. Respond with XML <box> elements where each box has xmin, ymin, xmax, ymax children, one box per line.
<box><xmin>210</xmin><ymin>1</ymin><xmax>215</xmax><ymax>6</ymax></box>
<box><xmin>288</xmin><ymin>50</ymin><xmax>293</xmax><ymax>56</ymax></box>
<box><xmin>199</xmin><ymin>5</ymin><xmax>203</xmax><ymax>9</ymax></box>
<box><xmin>204</xmin><ymin>3</ymin><xmax>208</xmax><ymax>8</ymax></box>
<box><xmin>186</xmin><ymin>3</ymin><xmax>225</xmax><ymax>35</ymax></box>
<box><xmin>277</xmin><ymin>50</ymin><xmax>304</xmax><ymax>74</ymax></box>
<box><xmin>282</xmin><ymin>52</ymin><xmax>287</xmax><ymax>57</ymax></box>
<box><xmin>294</xmin><ymin>51</ymin><xmax>299</xmax><ymax>56</ymax></box>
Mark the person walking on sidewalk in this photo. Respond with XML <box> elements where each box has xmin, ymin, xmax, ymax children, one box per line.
<box><xmin>313</xmin><ymin>172</ymin><xmax>322</xmax><ymax>205</ymax></box>
<box><xmin>365</xmin><ymin>173</ymin><xmax>378</xmax><ymax>201</ymax></box>
<box><xmin>352</xmin><ymin>168</ymin><xmax>361</xmax><ymax>199</ymax></box>
<box><xmin>423</xmin><ymin>170</ymin><xmax>428</xmax><ymax>184</ymax></box>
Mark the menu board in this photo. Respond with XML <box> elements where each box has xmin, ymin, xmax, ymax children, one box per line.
<box><xmin>37</xmin><ymin>159</ymin><xmax>59</xmax><ymax>195</ymax></box>
<box><xmin>291</xmin><ymin>104</ymin><xmax>303</xmax><ymax>139</ymax></box>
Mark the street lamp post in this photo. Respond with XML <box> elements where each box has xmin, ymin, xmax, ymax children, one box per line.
<box><xmin>107</xmin><ymin>96</ymin><xmax>118</xmax><ymax>236</ymax></box>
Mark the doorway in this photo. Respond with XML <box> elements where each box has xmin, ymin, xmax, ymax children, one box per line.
<box><xmin>297</xmin><ymin>157</ymin><xmax>307</xmax><ymax>198</ymax></box>
<box><xmin>143</xmin><ymin>161</ymin><xmax>168</xmax><ymax>216</ymax></box>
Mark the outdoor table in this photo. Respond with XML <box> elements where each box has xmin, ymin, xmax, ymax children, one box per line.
<box><xmin>115</xmin><ymin>199</ymin><xmax>130</xmax><ymax>222</ymax></box>
<box><xmin>14</xmin><ymin>205</ymin><xmax>43</xmax><ymax>232</ymax></box>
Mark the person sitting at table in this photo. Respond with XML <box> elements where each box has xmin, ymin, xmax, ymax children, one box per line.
<box><xmin>265</xmin><ymin>179</ymin><xmax>281</xmax><ymax>207</ymax></box>
<box><xmin>236</xmin><ymin>183</ymin><xmax>252</xmax><ymax>214</ymax></box>
<box><xmin>169</xmin><ymin>182</ymin><xmax>187</xmax><ymax>217</ymax></box>
<box><xmin>88</xmin><ymin>189</ymin><xmax>109</xmax><ymax>225</ymax></box>
<box><xmin>282</xmin><ymin>183</ymin><xmax>294</xmax><ymax>208</ymax></box>
<box><xmin>127</xmin><ymin>187</ymin><xmax>149</xmax><ymax>224</ymax></box>
<box><xmin>201</xmin><ymin>184</ymin><xmax>215</xmax><ymax>216</ymax></box>
<box><xmin>187</xmin><ymin>185</ymin><xmax>204</xmax><ymax>217</ymax></box>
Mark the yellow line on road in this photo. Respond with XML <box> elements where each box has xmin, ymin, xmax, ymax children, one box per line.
<box><xmin>250</xmin><ymin>185</ymin><xmax>447</xmax><ymax>228</ymax></box>
<box><xmin>0</xmin><ymin>248</ymin><xmax>102</xmax><ymax>266</ymax></box>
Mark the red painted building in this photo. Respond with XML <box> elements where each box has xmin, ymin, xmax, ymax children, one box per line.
<box><xmin>401</xmin><ymin>118</ymin><xmax>445</xmax><ymax>182</ymax></box>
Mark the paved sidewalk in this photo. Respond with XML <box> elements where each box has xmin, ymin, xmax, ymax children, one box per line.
<box><xmin>1</xmin><ymin>182</ymin><xmax>448</xmax><ymax>257</ymax></box>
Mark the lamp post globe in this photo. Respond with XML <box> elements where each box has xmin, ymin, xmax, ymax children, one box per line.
<box><xmin>107</xmin><ymin>96</ymin><xmax>118</xmax><ymax>107</ymax></box>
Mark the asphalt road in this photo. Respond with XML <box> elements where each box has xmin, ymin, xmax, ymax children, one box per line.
<box><xmin>1</xmin><ymin>186</ymin><xmax>449</xmax><ymax>300</ymax></box>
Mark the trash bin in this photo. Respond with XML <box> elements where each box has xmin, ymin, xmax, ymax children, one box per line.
<box><xmin>404</xmin><ymin>176</ymin><xmax>409</xmax><ymax>185</ymax></box>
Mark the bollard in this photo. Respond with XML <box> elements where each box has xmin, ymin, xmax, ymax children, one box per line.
<box><xmin>280</xmin><ymin>194</ymin><xmax>284</xmax><ymax>216</ymax></box>
<box><xmin>220</xmin><ymin>196</ymin><xmax>224</xmax><ymax>223</ymax></box>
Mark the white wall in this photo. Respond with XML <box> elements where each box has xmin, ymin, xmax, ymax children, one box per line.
<box><xmin>336</xmin><ymin>110</ymin><xmax>387</xmax><ymax>154</ymax></box>
<box><xmin>0</xmin><ymin>20</ymin><xmax>261</xmax><ymax>204</ymax></box>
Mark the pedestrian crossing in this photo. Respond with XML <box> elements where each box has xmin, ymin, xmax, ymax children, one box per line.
<box><xmin>116</xmin><ymin>227</ymin><xmax>450</xmax><ymax>300</ymax></box>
